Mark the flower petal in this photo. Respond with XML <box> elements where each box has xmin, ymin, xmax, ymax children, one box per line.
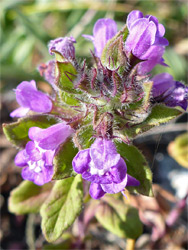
<box><xmin>83</xmin><ymin>18</ymin><xmax>117</xmax><ymax>58</ymax></box>
<box><xmin>154</xmin><ymin>36</ymin><xmax>169</xmax><ymax>46</ymax></box>
<box><xmin>29</xmin><ymin>123</ymin><xmax>74</xmax><ymax>150</ymax></box>
<box><xmin>44</xmin><ymin>150</ymin><xmax>55</xmax><ymax>166</ymax></box>
<box><xmin>15</xmin><ymin>80</ymin><xmax>37</xmax><ymax>107</ymax></box>
<box><xmin>90</xmin><ymin>139</ymin><xmax>120</xmax><ymax>170</ymax></box>
<box><xmin>126</xmin><ymin>174</ymin><xmax>140</xmax><ymax>186</ymax></box>
<box><xmin>158</xmin><ymin>23</ymin><xmax>165</xmax><ymax>37</ymax></box>
<box><xmin>15</xmin><ymin>80</ymin><xmax>52</xmax><ymax>113</ymax></box>
<box><xmin>164</xmin><ymin>82</ymin><xmax>188</xmax><ymax>110</ymax></box>
<box><xmin>132</xmin><ymin>20</ymin><xmax>157</xmax><ymax>57</ymax></box>
<box><xmin>22</xmin><ymin>165</ymin><xmax>53</xmax><ymax>186</ymax></box>
<box><xmin>82</xmin><ymin>171</ymin><xmax>112</xmax><ymax>184</ymax></box>
<box><xmin>137</xmin><ymin>45</ymin><xmax>165</xmax><ymax>75</ymax></box>
<box><xmin>10</xmin><ymin>107</ymin><xmax>30</xmax><ymax>118</ymax></box>
<box><xmin>152</xmin><ymin>73</ymin><xmax>174</xmax><ymax>98</ymax></box>
<box><xmin>127</xmin><ymin>10</ymin><xmax>143</xmax><ymax>30</ymax></box>
<box><xmin>82</xmin><ymin>35</ymin><xmax>94</xmax><ymax>42</ymax></box>
<box><xmin>72</xmin><ymin>149</ymin><xmax>90</xmax><ymax>174</ymax></box>
<box><xmin>48</xmin><ymin>36</ymin><xmax>76</xmax><ymax>59</ymax></box>
<box><xmin>15</xmin><ymin>150</ymin><xmax>29</xmax><ymax>167</ymax></box>
<box><xmin>101</xmin><ymin>174</ymin><xmax>128</xmax><ymax>194</ymax></box>
<box><xmin>25</xmin><ymin>141</ymin><xmax>42</xmax><ymax>161</ymax></box>
<box><xmin>89</xmin><ymin>183</ymin><xmax>106</xmax><ymax>199</ymax></box>
<box><xmin>29</xmin><ymin>91</ymin><xmax>52</xmax><ymax>113</ymax></box>
<box><xmin>110</xmin><ymin>157</ymin><xmax>127</xmax><ymax>183</ymax></box>
<box><xmin>38</xmin><ymin>60</ymin><xmax>57</xmax><ymax>90</ymax></box>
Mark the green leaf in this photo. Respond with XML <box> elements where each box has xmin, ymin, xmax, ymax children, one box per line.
<box><xmin>95</xmin><ymin>196</ymin><xmax>142</xmax><ymax>239</ymax></box>
<box><xmin>101</xmin><ymin>25</ymin><xmax>128</xmax><ymax>70</ymax></box>
<box><xmin>3</xmin><ymin>115</ymin><xmax>59</xmax><ymax>147</ymax></box>
<box><xmin>124</xmin><ymin>104</ymin><xmax>183</xmax><ymax>138</ymax></box>
<box><xmin>43</xmin><ymin>240</ymin><xmax>72</xmax><ymax>250</ymax></box>
<box><xmin>52</xmin><ymin>139</ymin><xmax>78</xmax><ymax>180</ymax></box>
<box><xmin>115</xmin><ymin>141</ymin><xmax>153</xmax><ymax>196</ymax></box>
<box><xmin>74</xmin><ymin>124</ymin><xmax>94</xmax><ymax>150</ymax></box>
<box><xmin>43</xmin><ymin>233</ymin><xmax>73</xmax><ymax>249</ymax></box>
<box><xmin>56</xmin><ymin>61</ymin><xmax>77</xmax><ymax>92</ymax></box>
<box><xmin>122</xmin><ymin>81</ymin><xmax>153</xmax><ymax>124</ymax></box>
<box><xmin>142</xmin><ymin>81</ymin><xmax>153</xmax><ymax>108</ymax></box>
<box><xmin>9</xmin><ymin>181</ymin><xmax>52</xmax><ymax>215</ymax></box>
<box><xmin>60</xmin><ymin>91</ymin><xmax>81</xmax><ymax>106</ymax></box>
<box><xmin>143</xmin><ymin>104</ymin><xmax>182</xmax><ymax>126</ymax></box>
<box><xmin>40</xmin><ymin>175</ymin><xmax>83</xmax><ymax>242</ymax></box>
<box><xmin>101</xmin><ymin>35</ymin><xmax>127</xmax><ymax>70</ymax></box>
<box><xmin>52</xmin><ymin>50</ymin><xmax>66</xmax><ymax>62</ymax></box>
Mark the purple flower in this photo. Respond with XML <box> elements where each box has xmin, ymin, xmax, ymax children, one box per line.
<box><xmin>38</xmin><ymin>60</ymin><xmax>57</xmax><ymax>90</ymax></box>
<box><xmin>83</xmin><ymin>18</ymin><xmax>117</xmax><ymax>58</ymax></box>
<box><xmin>152</xmin><ymin>73</ymin><xmax>188</xmax><ymax>110</ymax></box>
<box><xmin>15</xmin><ymin>123</ymin><xmax>74</xmax><ymax>185</ymax></box>
<box><xmin>10</xmin><ymin>80</ymin><xmax>52</xmax><ymax>118</ymax></box>
<box><xmin>137</xmin><ymin>45</ymin><xmax>166</xmax><ymax>75</ymax></box>
<box><xmin>72</xmin><ymin>138</ymin><xmax>140</xmax><ymax>199</ymax></box>
<box><xmin>125</xmin><ymin>10</ymin><xmax>168</xmax><ymax>74</ymax></box>
<box><xmin>48</xmin><ymin>36</ymin><xmax>76</xmax><ymax>59</ymax></box>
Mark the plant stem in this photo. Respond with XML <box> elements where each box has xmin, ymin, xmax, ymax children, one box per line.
<box><xmin>26</xmin><ymin>214</ymin><xmax>35</xmax><ymax>250</ymax></box>
<box><xmin>126</xmin><ymin>239</ymin><xmax>135</xmax><ymax>250</ymax></box>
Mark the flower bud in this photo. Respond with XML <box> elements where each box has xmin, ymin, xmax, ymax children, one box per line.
<box><xmin>48</xmin><ymin>36</ymin><xmax>76</xmax><ymax>60</ymax></box>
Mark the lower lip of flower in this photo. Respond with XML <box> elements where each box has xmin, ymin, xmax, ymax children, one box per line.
<box><xmin>89</xmin><ymin>160</ymin><xmax>107</xmax><ymax>176</ymax></box>
<box><xmin>28</xmin><ymin>159</ymin><xmax>44</xmax><ymax>173</ymax></box>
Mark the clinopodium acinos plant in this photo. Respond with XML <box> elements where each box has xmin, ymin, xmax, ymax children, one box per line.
<box><xmin>3</xmin><ymin>10</ymin><xmax>187</xmax><ymax>243</ymax></box>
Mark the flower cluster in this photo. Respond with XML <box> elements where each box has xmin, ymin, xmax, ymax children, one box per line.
<box><xmin>7</xmin><ymin>10</ymin><xmax>187</xmax><ymax>200</ymax></box>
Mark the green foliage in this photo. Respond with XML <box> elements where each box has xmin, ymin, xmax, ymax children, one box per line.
<box><xmin>40</xmin><ymin>175</ymin><xmax>83</xmax><ymax>242</ymax></box>
<box><xmin>60</xmin><ymin>91</ymin><xmax>81</xmax><ymax>106</ymax></box>
<box><xmin>43</xmin><ymin>240</ymin><xmax>72</xmax><ymax>250</ymax></box>
<box><xmin>123</xmin><ymin>81</ymin><xmax>153</xmax><ymax>124</ymax></box>
<box><xmin>9</xmin><ymin>181</ymin><xmax>52</xmax><ymax>214</ymax></box>
<box><xmin>142</xmin><ymin>81</ymin><xmax>153</xmax><ymax>108</ymax></box>
<box><xmin>95</xmin><ymin>196</ymin><xmax>143</xmax><ymax>239</ymax></box>
<box><xmin>115</xmin><ymin>141</ymin><xmax>153</xmax><ymax>196</ymax></box>
<box><xmin>124</xmin><ymin>104</ymin><xmax>182</xmax><ymax>138</ymax></box>
<box><xmin>143</xmin><ymin>104</ymin><xmax>182</xmax><ymax>126</ymax></box>
<box><xmin>3</xmin><ymin>115</ymin><xmax>59</xmax><ymax>147</ymax></box>
<box><xmin>74</xmin><ymin>124</ymin><xmax>95</xmax><ymax>149</ymax></box>
<box><xmin>56</xmin><ymin>61</ymin><xmax>77</xmax><ymax>92</ymax></box>
<box><xmin>101</xmin><ymin>25</ymin><xmax>128</xmax><ymax>70</ymax></box>
<box><xmin>53</xmin><ymin>139</ymin><xmax>78</xmax><ymax>180</ymax></box>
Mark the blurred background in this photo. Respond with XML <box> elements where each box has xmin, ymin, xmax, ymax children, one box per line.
<box><xmin>0</xmin><ymin>0</ymin><xmax>188</xmax><ymax>249</ymax></box>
